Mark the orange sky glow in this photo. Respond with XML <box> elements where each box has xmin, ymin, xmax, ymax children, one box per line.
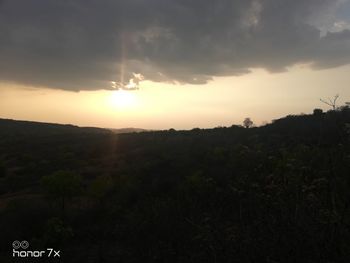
<box><xmin>1</xmin><ymin>65</ymin><xmax>350</xmax><ymax>130</ymax></box>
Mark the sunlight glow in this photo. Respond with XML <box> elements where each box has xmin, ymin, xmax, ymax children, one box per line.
<box><xmin>2</xmin><ymin>65</ymin><xmax>350</xmax><ymax>129</ymax></box>
<box><xmin>108</xmin><ymin>90</ymin><xmax>138</xmax><ymax>109</ymax></box>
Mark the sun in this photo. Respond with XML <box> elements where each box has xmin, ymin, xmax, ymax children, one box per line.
<box><xmin>108</xmin><ymin>90</ymin><xmax>138</xmax><ymax>109</ymax></box>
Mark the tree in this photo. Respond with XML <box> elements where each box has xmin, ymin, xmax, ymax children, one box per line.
<box><xmin>320</xmin><ymin>94</ymin><xmax>339</xmax><ymax>110</ymax></box>
<box><xmin>243</xmin><ymin>117</ymin><xmax>254</xmax><ymax>128</ymax></box>
<box><xmin>313</xmin><ymin>108</ymin><xmax>323</xmax><ymax>116</ymax></box>
<box><xmin>88</xmin><ymin>175</ymin><xmax>114</xmax><ymax>200</ymax></box>
<box><xmin>41</xmin><ymin>170</ymin><xmax>82</xmax><ymax>219</ymax></box>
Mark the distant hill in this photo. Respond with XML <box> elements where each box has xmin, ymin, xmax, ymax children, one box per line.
<box><xmin>109</xmin><ymin>128</ymin><xmax>148</xmax><ymax>134</ymax></box>
<box><xmin>0</xmin><ymin>118</ymin><xmax>151</xmax><ymax>136</ymax></box>
<box><xmin>0</xmin><ymin>118</ymin><xmax>109</xmax><ymax>136</ymax></box>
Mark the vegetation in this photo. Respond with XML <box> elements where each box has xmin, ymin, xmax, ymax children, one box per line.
<box><xmin>41</xmin><ymin>171</ymin><xmax>82</xmax><ymax>220</ymax></box>
<box><xmin>0</xmin><ymin>105</ymin><xmax>350</xmax><ymax>262</ymax></box>
<box><xmin>243</xmin><ymin>117</ymin><xmax>254</xmax><ymax>128</ymax></box>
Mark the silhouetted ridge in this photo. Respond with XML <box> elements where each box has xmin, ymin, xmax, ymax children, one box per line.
<box><xmin>0</xmin><ymin>118</ymin><xmax>109</xmax><ymax>136</ymax></box>
<box><xmin>0</xmin><ymin>107</ymin><xmax>350</xmax><ymax>262</ymax></box>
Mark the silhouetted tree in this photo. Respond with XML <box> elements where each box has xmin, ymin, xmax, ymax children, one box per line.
<box><xmin>313</xmin><ymin>108</ymin><xmax>323</xmax><ymax>115</ymax></box>
<box><xmin>41</xmin><ymin>170</ymin><xmax>82</xmax><ymax>219</ymax></box>
<box><xmin>243</xmin><ymin>117</ymin><xmax>253</xmax><ymax>128</ymax></box>
<box><xmin>320</xmin><ymin>94</ymin><xmax>339</xmax><ymax>110</ymax></box>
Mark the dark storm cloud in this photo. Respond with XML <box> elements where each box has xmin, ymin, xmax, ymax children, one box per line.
<box><xmin>0</xmin><ymin>0</ymin><xmax>349</xmax><ymax>90</ymax></box>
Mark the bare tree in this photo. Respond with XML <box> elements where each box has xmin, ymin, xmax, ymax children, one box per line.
<box><xmin>243</xmin><ymin>117</ymin><xmax>254</xmax><ymax>128</ymax></box>
<box><xmin>320</xmin><ymin>94</ymin><xmax>339</xmax><ymax>110</ymax></box>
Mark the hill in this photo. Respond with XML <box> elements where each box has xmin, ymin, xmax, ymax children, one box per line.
<box><xmin>109</xmin><ymin>127</ymin><xmax>149</xmax><ymax>134</ymax></box>
<box><xmin>0</xmin><ymin>118</ymin><xmax>109</xmax><ymax>136</ymax></box>
<box><xmin>0</xmin><ymin>107</ymin><xmax>350</xmax><ymax>262</ymax></box>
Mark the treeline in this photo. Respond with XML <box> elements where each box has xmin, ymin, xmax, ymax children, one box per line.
<box><xmin>0</xmin><ymin>106</ymin><xmax>350</xmax><ymax>262</ymax></box>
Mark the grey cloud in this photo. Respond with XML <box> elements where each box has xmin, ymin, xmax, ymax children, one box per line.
<box><xmin>0</xmin><ymin>0</ymin><xmax>349</xmax><ymax>91</ymax></box>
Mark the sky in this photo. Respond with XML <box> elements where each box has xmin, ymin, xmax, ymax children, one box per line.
<box><xmin>1</xmin><ymin>0</ymin><xmax>350</xmax><ymax>129</ymax></box>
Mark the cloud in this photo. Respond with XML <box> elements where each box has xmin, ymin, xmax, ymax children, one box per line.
<box><xmin>0</xmin><ymin>0</ymin><xmax>350</xmax><ymax>91</ymax></box>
